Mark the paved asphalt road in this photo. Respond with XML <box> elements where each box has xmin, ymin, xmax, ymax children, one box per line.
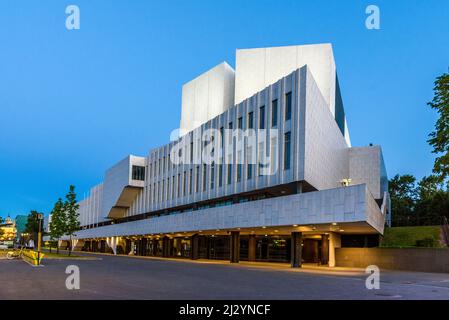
<box><xmin>1</xmin><ymin>254</ymin><xmax>449</xmax><ymax>299</ymax></box>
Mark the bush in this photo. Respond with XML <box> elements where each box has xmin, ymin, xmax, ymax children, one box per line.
<box><xmin>415</xmin><ymin>238</ymin><xmax>435</xmax><ymax>247</ymax></box>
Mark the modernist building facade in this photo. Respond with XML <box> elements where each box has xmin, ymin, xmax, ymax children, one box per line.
<box><xmin>55</xmin><ymin>44</ymin><xmax>390</xmax><ymax>267</ymax></box>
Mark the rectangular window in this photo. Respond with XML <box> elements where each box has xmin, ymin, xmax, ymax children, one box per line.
<box><xmin>248</xmin><ymin>112</ymin><xmax>254</xmax><ymax>129</ymax></box>
<box><xmin>132</xmin><ymin>166</ymin><xmax>145</xmax><ymax>181</ymax></box>
<box><xmin>202</xmin><ymin>164</ymin><xmax>207</xmax><ymax>191</ymax></box>
<box><xmin>218</xmin><ymin>164</ymin><xmax>223</xmax><ymax>187</ymax></box>
<box><xmin>167</xmin><ymin>177</ymin><xmax>170</xmax><ymax>199</ymax></box>
<box><xmin>259</xmin><ymin>106</ymin><xmax>265</xmax><ymax>129</ymax></box>
<box><xmin>195</xmin><ymin>166</ymin><xmax>199</xmax><ymax>193</ymax></box>
<box><xmin>238</xmin><ymin>117</ymin><xmax>243</xmax><ymax>129</ymax></box>
<box><xmin>177</xmin><ymin>174</ymin><xmax>181</xmax><ymax>197</ymax></box>
<box><xmin>285</xmin><ymin>92</ymin><xmax>292</xmax><ymax>121</ymax></box>
<box><xmin>190</xmin><ymin>142</ymin><xmax>194</xmax><ymax>163</ymax></box>
<box><xmin>172</xmin><ymin>176</ymin><xmax>175</xmax><ymax>199</ymax></box>
<box><xmin>220</xmin><ymin>127</ymin><xmax>224</xmax><ymax>147</ymax></box>
<box><xmin>229</xmin><ymin>122</ymin><xmax>233</xmax><ymax>130</ymax></box>
<box><xmin>183</xmin><ymin>171</ymin><xmax>186</xmax><ymax>196</ymax></box>
<box><xmin>189</xmin><ymin>169</ymin><xmax>193</xmax><ymax>194</ymax></box>
<box><xmin>271</xmin><ymin>99</ymin><xmax>278</xmax><ymax>127</ymax></box>
<box><xmin>210</xmin><ymin>163</ymin><xmax>215</xmax><ymax>189</ymax></box>
<box><xmin>227</xmin><ymin>164</ymin><xmax>232</xmax><ymax>185</ymax></box>
<box><xmin>284</xmin><ymin>132</ymin><xmax>291</xmax><ymax>170</ymax></box>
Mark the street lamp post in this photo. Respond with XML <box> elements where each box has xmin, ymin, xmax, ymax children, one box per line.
<box><xmin>37</xmin><ymin>213</ymin><xmax>43</xmax><ymax>266</ymax></box>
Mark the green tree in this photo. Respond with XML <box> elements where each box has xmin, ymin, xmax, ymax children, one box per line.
<box><xmin>49</xmin><ymin>198</ymin><xmax>65</xmax><ymax>254</ymax></box>
<box><xmin>25</xmin><ymin>210</ymin><xmax>43</xmax><ymax>246</ymax></box>
<box><xmin>63</xmin><ymin>185</ymin><xmax>80</xmax><ymax>256</ymax></box>
<box><xmin>428</xmin><ymin>69</ymin><xmax>449</xmax><ymax>184</ymax></box>
<box><xmin>389</xmin><ymin>174</ymin><xmax>417</xmax><ymax>226</ymax></box>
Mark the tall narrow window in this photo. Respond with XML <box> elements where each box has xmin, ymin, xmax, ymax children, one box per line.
<box><xmin>272</xmin><ymin>99</ymin><xmax>278</xmax><ymax>127</ymax></box>
<box><xmin>202</xmin><ymin>164</ymin><xmax>207</xmax><ymax>191</ymax></box>
<box><xmin>177</xmin><ymin>174</ymin><xmax>181</xmax><ymax>197</ymax></box>
<box><xmin>189</xmin><ymin>169</ymin><xmax>193</xmax><ymax>194</ymax></box>
<box><xmin>259</xmin><ymin>106</ymin><xmax>265</xmax><ymax>129</ymax></box>
<box><xmin>210</xmin><ymin>162</ymin><xmax>215</xmax><ymax>189</ymax></box>
<box><xmin>285</xmin><ymin>92</ymin><xmax>292</xmax><ymax>121</ymax></box>
<box><xmin>190</xmin><ymin>142</ymin><xmax>194</xmax><ymax>163</ymax></box>
<box><xmin>238</xmin><ymin>117</ymin><xmax>243</xmax><ymax>129</ymax></box>
<box><xmin>284</xmin><ymin>132</ymin><xmax>291</xmax><ymax>170</ymax></box>
<box><xmin>248</xmin><ymin>112</ymin><xmax>254</xmax><ymax>129</ymax></box>
<box><xmin>195</xmin><ymin>166</ymin><xmax>199</xmax><ymax>193</ymax></box>
<box><xmin>237</xmin><ymin>150</ymin><xmax>242</xmax><ymax>183</ymax></box>
<box><xmin>218</xmin><ymin>164</ymin><xmax>223</xmax><ymax>187</ymax></box>
<box><xmin>183</xmin><ymin>171</ymin><xmax>186</xmax><ymax>196</ymax></box>
<box><xmin>227</xmin><ymin>164</ymin><xmax>232</xmax><ymax>185</ymax></box>
<box><xmin>172</xmin><ymin>176</ymin><xmax>175</xmax><ymax>199</ymax></box>
<box><xmin>220</xmin><ymin>127</ymin><xmax>224</xmax><ymax>147</ymax></box>
<box><xmin>167</xmin><ymin>177</ymin><xmax>170</xmax><ymax>199</ymax></box>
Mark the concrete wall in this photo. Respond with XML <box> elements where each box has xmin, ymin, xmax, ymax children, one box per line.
<box><xmin>180</xmin><ymin>62</ymin><xmax>235</xmax><ymax>135</ymax></box>
<box><xmin>336</xmin><ymin>248</ymin><xmax>449</xmax><ymax>273</ymax></box>
<box><xmin>301</xmin><ymin>67</ymin><xmax>349</xmax><ymax>191</ymax></box>
<box><xmin>235</xmin><ymin>44</ymin><xmax>337</xmax><ymax>116</ymax></box>
<box><xmin>349</xmin><ymin>146</ymin><xmax>388</xmax><ymax>200</ymax></box>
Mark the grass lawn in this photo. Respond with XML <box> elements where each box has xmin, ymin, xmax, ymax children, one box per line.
<box><xmin>41</xmin><ymin>251</ymin><xmax>100</xmax><ymax>260</ymax></box>
<box><xmin>381</xmin><ymin>226</ymin><xmax>444</xmax><ymax>248</ymax></box>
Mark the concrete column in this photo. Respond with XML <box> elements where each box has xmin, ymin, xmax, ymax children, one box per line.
<box><xmin>291</xmin><ymin>232</ymin><xmax>302</xmax><ymax>268</ymax></box>
<box><xmin>162</xmin><ymin>237</ymin><xmax>170</xmax><ymax>257</ymax></box>
<box><xmin>248</xmin><ymin>234</ymin><xmax>256</xmax><ymax>261</ymax></box>
<box><xmin>152</xmin><ymin>239</ymin><xmax>158</xmax><ymax>256</ymax></box>
<box><xmin>230</xmin><ymin>231</ymin><xmax>240</xmax><ymax>263</ymax></box>
<box><xmin>329</xmin><ymin>232</ymin><xmax>341</xmax><ymax>267</ymax></box>
<box><xmin>191</xmin><ymin>234</ymin><xmax>199</xmax><ymax>260</ymax></box>
<box><xmin>321</xmin><ymin>234</ymin><xmax>329</xmax><ymax>265</ymax></box>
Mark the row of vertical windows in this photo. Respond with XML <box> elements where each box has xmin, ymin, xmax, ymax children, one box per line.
<box><xmin>147</xmin><ymin>92</ymin><xmax>292</xmax><ymax>203</ymax></box>
<box><xmin>149</xmin><ymin>91</ymin><xmax>291</xmax><ymax>178</ymax></box>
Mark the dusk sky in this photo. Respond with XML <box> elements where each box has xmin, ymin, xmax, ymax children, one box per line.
<box><xmin>0</xmin><ymin>0</ymin><xmax>448</xmax><ymax>218</ymax></box>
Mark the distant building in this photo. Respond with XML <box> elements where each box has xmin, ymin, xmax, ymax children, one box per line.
<box><xmin>0</xmin><ymin>216</ymin><xmax>17</xmax><ymax>243</ymax></box>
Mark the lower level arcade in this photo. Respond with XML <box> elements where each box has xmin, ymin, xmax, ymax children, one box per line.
<box><xmin>62</xmin><ymin>227</ymin><xmax>379</xmax><ymax>268</ymax></box>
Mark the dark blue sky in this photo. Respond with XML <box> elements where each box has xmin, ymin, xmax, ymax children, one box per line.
<box><xmin>1</xmin><ymin>0</ymin><xmax>448</xmax><ymax>218</ymax></box>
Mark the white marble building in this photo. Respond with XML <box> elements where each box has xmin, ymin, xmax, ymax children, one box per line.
<box><xmin>53</xmin><ymin>44</ymin><xmax>390</xmax><ymax>267</ymax></box>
